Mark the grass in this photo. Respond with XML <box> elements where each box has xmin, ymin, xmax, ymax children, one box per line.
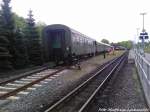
<box><xmin>144</xmin><ymin>46</ymin><xmax>150</xmax><ymax>53</ymax></box>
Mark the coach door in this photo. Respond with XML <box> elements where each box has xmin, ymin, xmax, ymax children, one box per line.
<box><xmin>51</xmin><ymin>30</ymin><xmax>65</xmax><ymax>62</ymax></box>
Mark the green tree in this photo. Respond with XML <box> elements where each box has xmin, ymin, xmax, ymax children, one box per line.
<box><xmin>13</xmin><ymin>13</ymin><xmax>27</xmax><ymax>31</ymax></box>
<box><xmin>117</xmin><ymin>40</ymin><xmax>132</xmax><ymax>49</ymax></box>
<box><xmin>101</xmin><ymin>38</ymin><xmax>109</xmax><ymax>44</ymax></box>
<box><xmin>1</xmin><ymin>0</ymin><xmax>19</xmax><ymax>68</ymax></box>
<box><xmin>0</xmin><ymin>12</ymin><xmax>12</xmax><ymax>71</ymax></box>
<box><xmin>25</xmin><ymin>10</ymin><xmax>43</xmax><ymax>66</ymax></box>
<box><xmin>36</xmin><ymin>21</ymin><xmax>46</xmax><ymax>41</ymax></box>
<box><xmin>13</xmin><ymin>13</ymin><xmax>29</xmax><ymax>68</ymax></box>
<box><xmin>13</xmin><ymin>28</ymin><xmax>29</xmax><ymax>68</ymax></box>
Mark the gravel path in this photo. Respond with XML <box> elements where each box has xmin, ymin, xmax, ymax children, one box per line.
<box><xmin>89</xmin><ymin>62</ymin><xmax>149</xmax><ymax>112</ymax></box>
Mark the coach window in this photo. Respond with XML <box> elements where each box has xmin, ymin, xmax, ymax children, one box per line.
<box><xmin>77</xmin><ymin>36</ymin><xmax>79</xmax><ymax>44</ymax></box>
<box><xmin>72</xmin><ymin>33</ymin><xmax>74</xmax><ymax>42</ymax></box>
<box><xmin>89</xmin><ymin>40</ymin><xmax>91</xmax><ymax>45</ymax></box>
<box><xmin>74</xmin><ymin>35</ymin><xmax>77</xmax><ymax>43</ymax></box>
<box><xmin>79</xmin><ymin>36</ymin><xmax>81</xmax><ymax>44</ymax></box>
<box><xmin>83</xmin><ymin>38</ymin><xmax>85</xmax><ymax>45</ymax></box>
<box><xmin>81</xmin><ymin>37</ymin><xmax>83</xmax><ymax>44</ymax></box>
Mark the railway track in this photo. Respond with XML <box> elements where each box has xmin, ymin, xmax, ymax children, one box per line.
<box><xmin>44</xmin><ymin>52</ymin><xmax>128</xmax><ymax>112</ymax></box>
<box><xmin>0</xmin><ymin>67</ymin><xmax>66</xmax><ymax>100</ymax></box>
<box><xmin>0</xmin><ymin>54</ymin><xmax>114</xmax><ymax>101</ymax></box>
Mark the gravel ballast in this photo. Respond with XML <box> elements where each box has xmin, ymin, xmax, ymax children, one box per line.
<box><xmin>89</xmin><ymin>61</ymin><xmax>149</xmax><ymax>112</ymax></box>
<box><xmin>0</xmin><ymin>53</ymin><xmax>123</xmax><ymax>112</ymax></box>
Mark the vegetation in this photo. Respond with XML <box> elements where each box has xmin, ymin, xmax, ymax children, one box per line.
<box><xmin>143</xmin><ymin>42</ymin><xmax>150</xmax><ymax>53</ymax></box>
<box><xmin>0</xmin><ymin>11</ymin><xmax>12</xmax><ymax>71</ymax></box>
<box><xmin>13</xmin><ymin>13</ymin><xmax>27</xmax><ymax>30</ymax></box>
<box><xmin>36</xmin><ymin>22</ymin><xmax>46</xmax><ymax>41</ymax></box>
<box><xmin>25</xmin><ymin>10</ymin><xmax>43</xmax><ymax>66</ymax></box>
<box><xmin>0</xmin><ymin>0</ymin><xmax>46</xmax><ymax>72</ymax></box>
<box><xmin>117</xmin><ymin>40</ymin><xmax>132</xmax><ymax>49</ymax></box>
<box><xmin>101</xmin><ymin>39</ymin><xmax>109</xmax><ymax>44</ymax></box>
<box><xmin>14</xmin><ymin>28</ymin><xmax>29</xmax><ymax>68</ymax></box>
<box><xmin>1</xmin><ymin>0</ymin><xmax>18</xmax><ymax>68</ymax></box>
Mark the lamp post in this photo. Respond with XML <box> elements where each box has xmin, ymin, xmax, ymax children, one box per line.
<box><xmin>140</xmin><ymin>13</ymin><xmax>146</xmax><ymax>32</ymax></box>
<box><xmin>139</xmin><ymin>12</ymin><xmax>148</xmax><ymax>56</ymax></box>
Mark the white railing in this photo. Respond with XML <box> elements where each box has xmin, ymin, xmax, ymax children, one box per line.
<box><xmin>134</xmin><ymin>50</ymin><xmax>150</xmax><ymax>107</ymax></box>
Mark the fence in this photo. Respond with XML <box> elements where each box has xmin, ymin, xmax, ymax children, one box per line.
<box><xmin>134</xmin><ymin>50</ymin><xmax>150</xmax><ymax>107</ymax></box>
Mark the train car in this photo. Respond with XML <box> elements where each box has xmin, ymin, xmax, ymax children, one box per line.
<box><xmin>101</xmin><ymin>43</ymin><xmax>114</xmax><ymax>52</ymax></box>
<box><xmin>70</xmin><ymin>29</ymin><xmax>95</xmax><ymax>56</ymax></box>
<box><xmin>42</xmin><ymin>24</ymin><xmax>112</xmax><ymax>64</ymax></box>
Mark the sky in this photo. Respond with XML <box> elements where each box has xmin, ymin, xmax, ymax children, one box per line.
<box><xmin>1</xmin><ymin>0</ymin><xmax>150</xmax><ymax>43</ymax></box>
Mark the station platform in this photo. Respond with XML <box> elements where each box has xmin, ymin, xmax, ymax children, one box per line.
<box><xmin>145</xmin><ymin>53</ymin><xmax>150</xmax><ymax>62</ymax></box>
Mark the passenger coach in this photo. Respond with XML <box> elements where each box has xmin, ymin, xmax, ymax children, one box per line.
<box><xmin>42</xmin><ymin>24</ymin><xmax>112</xmax><ymax>64</ymax></box>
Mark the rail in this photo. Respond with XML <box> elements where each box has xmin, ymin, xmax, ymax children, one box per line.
<box><xmin>0</xmin><ymin>67</ymin><xmax>66</xmax><ymax>100</ymax></box>
<box><xmin>44</xmin><ymin>52</ymin><xmax>127</xmax><ymax>112</ymax></box>
<box><xmin>78</xmin><ymin>53</ymin><xmax>127</xmax><ymax>112</ymax></box>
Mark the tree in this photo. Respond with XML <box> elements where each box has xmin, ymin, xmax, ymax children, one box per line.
<box><xmin>36</xmin><ymin>21</ymin><xmax>46</xmax><ymax>41</ymax></box>
<box><xmin>25</xmin><ymin>10</ymin><xmax>43</xmax><ymax>65</ymax></box>
<box><xmin>101</xmin><ymin>39</ymin><xmax>109</xmax><ymax>44</ymax></box>
<box><xmin>13</xmin><ymin>28</ymin><xmax>29</xmax><ymax>68</ymax></box>
<box><xmin>1</xmin><ymin>0</ymin><xmax>19</xmax><ymax>68</ymax></box>
<box><xmin>117</xmin><ymin>40</ymin><xmax>132</xmax><ymax>49</ymax></box>
<box><xmin>13</xmin><ymin>13</ymin><xmax>27</xmax><ymax>31</ymax></box>
<box><xmin>0</xmin><ymin>12</ymin><xmax>12</xmax><ymax>71</ymax></box>
<box><xmin>13</xmin><ymin>13</ymin><xmax>29</xmax><ymax>68</ymax></box>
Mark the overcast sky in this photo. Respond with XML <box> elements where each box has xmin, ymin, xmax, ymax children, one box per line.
<box><xmin>1</xmin><ymin>0</ymin><xmax>150</xmax><ymax>43</ymax></box>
